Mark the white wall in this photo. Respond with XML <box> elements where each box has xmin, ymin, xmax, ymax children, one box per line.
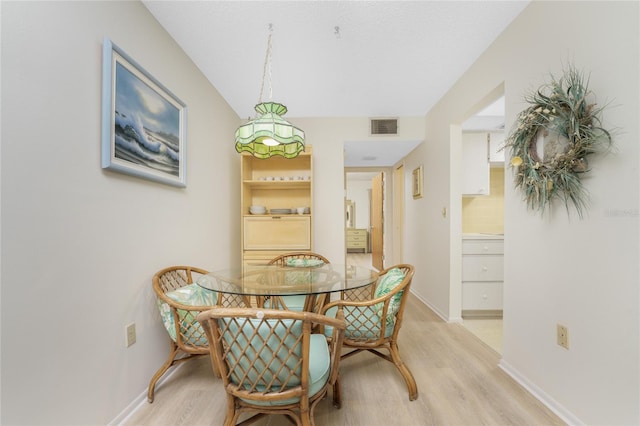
<box><xmin>404</xmin><ymin>1</ymin><xmax>639</xmax><ymax>424</ymax></box>
<box><xmin>346</xmin><ymin>176</ymin><xmax>371</xmax><ymax>229</ymax></box>
<box><xmin>1</xmin><ymin>1</ymin><xmax>240</xmax><ymax>424</ymax></box>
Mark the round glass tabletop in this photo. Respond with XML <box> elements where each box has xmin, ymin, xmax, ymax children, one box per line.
<box><xmin>196</xmin><ymin>263</ymin><xmax>378</xmax><ymax>297</ymax></box>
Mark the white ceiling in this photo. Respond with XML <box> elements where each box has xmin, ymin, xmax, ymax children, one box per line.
<box><xmin>143</xmin><ymin>1</ymin><xmax>526</xmax><ymax>166</ymax></box>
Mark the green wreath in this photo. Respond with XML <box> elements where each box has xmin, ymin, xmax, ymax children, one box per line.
<box><xmin>506</xmin><ymin>66</ymin><xmax>612</xmax><ymax>218</ymax></box>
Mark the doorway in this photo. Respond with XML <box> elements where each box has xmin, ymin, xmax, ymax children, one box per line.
<box><xmin>460</xmin><ymin>92</ymin><xmax>505</xmax><ymax>354</ymax></box>
<box><xmin>345</xmin><ymin>170</ymin><xmax>387</xmax><ymax>271</ymax></box>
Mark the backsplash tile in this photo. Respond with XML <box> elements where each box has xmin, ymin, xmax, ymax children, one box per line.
<box><xmin>462</xmin><ymin>167</ymin><xmax>504</xmax><ymax>234</ymax></box>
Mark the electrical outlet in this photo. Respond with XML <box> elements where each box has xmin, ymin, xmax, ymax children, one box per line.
<box><xmin>557</xmin><ymin>324</ymin><xmax>569</xmax><ymax>349</ymax></box>
<box><xmin>126</xmin><ymin>323</ymin><xmax>136</xmax><ymax>347</ymax></box>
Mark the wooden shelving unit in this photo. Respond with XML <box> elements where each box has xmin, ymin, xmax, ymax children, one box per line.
<box><xmin>240</xmin><ymin>147</ymin><xmax>313</xmax><ymax>264</ymax></box>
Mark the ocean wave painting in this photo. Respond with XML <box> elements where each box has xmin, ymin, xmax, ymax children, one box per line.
<box><xmin>114</xmin><ymin>62</ymin><xmax>180</xmax><ymax>177</ymax></box>
<box><xmin>102</xmin><ymin>39</ymin><xmax>186</xmax><ymax>187</ymax></box>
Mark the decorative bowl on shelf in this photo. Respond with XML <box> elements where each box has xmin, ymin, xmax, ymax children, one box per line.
<box><xmin>249</xmin><ymin>205</ymin><xmax>266</xmax><ymax>214</ymax></box>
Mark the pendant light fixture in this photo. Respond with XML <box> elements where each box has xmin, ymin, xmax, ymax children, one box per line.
<box><xmin>235</xmin><ymin>25</ymin><xmax>305</xmax><ymax>159</ymax></box>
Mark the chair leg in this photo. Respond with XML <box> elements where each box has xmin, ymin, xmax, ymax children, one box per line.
<box><xmin>332</xmin><ymin>377</ymin><xmax>342</xmax><ymax>409</ymax></box>
<box><xmin>224</xmin><ymin>396</ymin><xmax>238</xmax><ymax>426</ymax></box>
<box><xmin>389</xmin><ymin>342</ymin><xmax>418</xmax><ymax>401</ymax></box>
<box><xmin>147</xmin><ymin>343</ymin><xmax>179</xmax><ymax>403</ymax></box>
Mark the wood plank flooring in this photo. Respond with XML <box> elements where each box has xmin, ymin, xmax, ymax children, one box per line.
<box><xmin>126</xmin><ymin>293</ymin><xmax>565</xmax><ymax>426</ymax></box>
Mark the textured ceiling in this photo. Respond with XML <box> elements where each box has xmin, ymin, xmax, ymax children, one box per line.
<box><xmin>143</xmin><ymin>0</ymin><xmax>527</xmax><ymax>165</ymax></box>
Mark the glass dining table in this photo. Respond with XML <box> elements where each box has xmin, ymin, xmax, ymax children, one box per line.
<box><xmin>196</xmin><ymin>263</ymin><xmax>379</xmax><ymax>311</ymax></box>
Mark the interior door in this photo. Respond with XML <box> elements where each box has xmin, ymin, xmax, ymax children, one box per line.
<box><xmin>371</xmin><ymin>173</ymin><xmax>384</xmax><ymax>270</ymax></box>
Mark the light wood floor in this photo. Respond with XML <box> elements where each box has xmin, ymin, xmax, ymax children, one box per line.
<box><xmin>126</xmin><ymin>292</ymin><xmax>565</xmax><ymax>426</ymax></box>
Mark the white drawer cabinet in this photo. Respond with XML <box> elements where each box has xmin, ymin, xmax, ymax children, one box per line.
<box><xmin>462</xmin><ymin>256</ymin><xmax>504</xmax><ymax>281</ymax></box>
<box><xmin>462</xmin><ymin>282</ymin><xmax>504</xmax><ymax>311</ymax></box>
<box><xmin>462</xmin><ymin>239</ymin><xmax>503</xmax><ymax>255</ymax></box>
<box><xmin>462</xmin><ymin>236</ymin><xmax>504</xmax><ymax>317</ymax></box>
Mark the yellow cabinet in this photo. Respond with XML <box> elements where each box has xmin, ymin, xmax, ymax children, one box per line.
<box><xmin>241</xmin><ymin>148</ymin><xmax>313</xmax><ymax>264</ymax></box>
<box><xmin>347</xmin><ymin>228</ymin><xmax>368</xmax><ymax>253</ymax></box>
<box><xmin>243</xmin><ymin>217</ymin><xmax>311</xmax><ymax>250</ymax></box>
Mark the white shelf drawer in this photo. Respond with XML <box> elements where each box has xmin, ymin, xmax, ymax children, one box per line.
<box><xmin>462</xmin><ymin>239</ymin><xmax>504</xmax><ymax>255</ymax></box>
<box><xmin>462</xmin><ymin>255</ymin><xmax>504</xmax><ymax>281</ymax></box>
<box><xmin>462</xmin><ymin>281</ymin><xmax>503</xmax><ymax>310</ymax></box>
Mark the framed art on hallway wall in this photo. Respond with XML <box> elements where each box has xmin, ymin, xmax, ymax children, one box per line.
<box><xmin>101</xmin><ymin>38</ymin><xmax>187</xmax><ymax>188</ymax></box>
<box><xmin>412</xmin><ymin>165</ymin><xmax>423</xmax><ymax>199</ymax></box>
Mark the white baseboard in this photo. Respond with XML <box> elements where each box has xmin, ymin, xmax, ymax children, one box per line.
<box><xmin>410</xmin><ymin>290</ymin><xmax>462</xmax><ymax>323</ymax></box>
<box><xmin>108</xmin><ymin>363</ymin><xmax>185</xmax><ymax>426</ymax></box>
<box><xmin>499</xmin><ymin>359</ymin><xmax>584</xmax><ymax>426</ymax></box>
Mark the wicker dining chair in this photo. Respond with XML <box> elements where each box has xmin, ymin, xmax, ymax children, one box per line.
<box><xmin>197</xmin><ymin>307</ymin><xmax>346</xmax><ymax>426</ymax></box>
<box><xmin>266</xmin><ymin>252</ymin><xmax>331</xmax><ymax>312</ymax></box>
<box><xmin>148</xmin><ymin>265</ymin><xmax>249</xmax><ymax>403</ymax></box>
<box><xmin>320</xmin><ymin>264</ymin><xmax>418</xmax><ymax>401</ymax></box>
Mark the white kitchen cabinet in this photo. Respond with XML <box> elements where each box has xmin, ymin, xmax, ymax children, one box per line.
<box><xmin>462</xmin><ymin>235</ymin><xmax>504</xmax><ymax>317</ymax></box>
<box><xmin>462</xmin><ymin>132</ymin><xmax>489</xmax><ymax>196</ymax></box>
<box><xmin>489</xmin><ymin>132</ymin><xmax>505</xmax><ymax>164</ymax></box>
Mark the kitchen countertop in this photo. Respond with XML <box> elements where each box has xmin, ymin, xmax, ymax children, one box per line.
<box><xmin>462</xmin><ymin>233</ymin><xmax>504</xmax><ymax>240</ymax></box>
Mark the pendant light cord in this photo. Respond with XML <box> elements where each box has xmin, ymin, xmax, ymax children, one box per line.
<box><xmin>258</xmin><ymin>24</ymin><xmax>273</xmax><ymax>104</ymax></box>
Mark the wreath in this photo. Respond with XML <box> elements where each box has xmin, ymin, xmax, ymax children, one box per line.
<box><xmin>506</xmin><ymin>66</ymin><xmax>612</xmax><ymax>218</ymax></box>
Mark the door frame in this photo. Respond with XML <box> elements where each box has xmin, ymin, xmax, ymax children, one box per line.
<box><xmin>344</xmin><ymin>167</ymin><xmax>398</xmax><ymax>269</ymax></box>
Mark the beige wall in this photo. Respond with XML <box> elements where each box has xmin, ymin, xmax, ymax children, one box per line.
<box><xmin>1</xmin><ymin>1</ymin><xmax>240</xmax><ymax>424</ymax></box>
<box><xmin>403</xmin><ymin>1</ymin><xmax>639</xmax><ymax>424</ymax></box>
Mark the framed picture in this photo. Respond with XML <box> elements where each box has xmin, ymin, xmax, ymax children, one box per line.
<box><xmin>101</xmin><ymin>38</ymin><xmax>187</xmax><ymax>187</ymax></box>
<box><xmin>412</xmin><ymin>165</ymin><xmax>423</xmax><ymax>199</ymax></box>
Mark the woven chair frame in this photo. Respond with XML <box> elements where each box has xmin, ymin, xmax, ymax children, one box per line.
<box><xmin>148</xmin><ymin>265</ymin><xmax>250</xmax><ymax>403</ymax></box>
<box><xmin>197</xmin><ymin>307</ymin><xmax>345</xmax><ymax>426</ymax></box>
<box><xmin>321</xmin><ymin>264</ymin><xmax>418</xmax><ymax>401</ymax></box>
<box><xmin>266</xmin><ymin>252</ymin><xmax>331</xmax><ymax>312</ymax></box>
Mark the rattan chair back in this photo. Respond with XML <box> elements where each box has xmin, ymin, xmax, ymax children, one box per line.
<box><xmin>321</xmin><ymin>264</ymin><xmax>418</xmax><ymax>401</ymax></box>
<box><xmin>197</xmin><ymin>307</ymin><xmax>345</xmax><ymax>425</ymax></box>
<box><xmin>266</xmin><ymin>252</ymin><xmax>331</xmax><ymax>311</ymax></box>
<box><xmin>148</xmin><ymin>266</ymin><xmax>249</xmax><ymax>403</ymax></box>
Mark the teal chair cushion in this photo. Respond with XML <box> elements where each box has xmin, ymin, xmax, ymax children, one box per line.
<box><xmin>285</xmin><ymin>258</ymin><xmax>324</xmax><ymax>267</ymax></box>
<box><xmin>222</xmin><ymin>317</ymin><xmax>330</xmax><ymax>406</ymax></box>
<box><xmin>264</xmin><ymin>264</ymin><xmax>320</xmax><ymax>310</ymax></box>
<box><xmin>264</xmin><ymin>295</ymin><xmax>307</xmax><ymax>311</ymax></box>
<box><xmin>374</xmin><ymin>268</ymin><xmax>405</xmax><ymax>326</ymax></box>
<box><xmin>157</xmin><ymin>283</ymin><xmax>217</xmax><ymax>345</ymax></box>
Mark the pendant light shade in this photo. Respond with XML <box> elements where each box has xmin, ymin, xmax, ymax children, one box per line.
<box><xmin>235</xmin><ymin>102</ymin><xmax>305</xmax><ymax>159</ymax></box>
<box><xmin>234</xmin><ymin>25</ymin><xmax>305</xmax><ymax>159</ymax></box>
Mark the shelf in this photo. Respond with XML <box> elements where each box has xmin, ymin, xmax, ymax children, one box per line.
<box><xmin>243</xmin><ymin>180</ymin><xmax>311</xmax><ymax>189</ymax></box>
<box><xmin>241</xmin><ymin>147</ymin><xmax>313</xmax><ymax>264</ymax></box>
<box><xmin>243</xmin><ymin>214</ymin><xmax>311</xmax><ymax>217</ymax></box>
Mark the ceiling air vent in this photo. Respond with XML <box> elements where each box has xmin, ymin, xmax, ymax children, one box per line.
<box><xmin>370</xmin><ymin>118</ymin><xmax>398</xmax><ymax>135</ymax></box>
